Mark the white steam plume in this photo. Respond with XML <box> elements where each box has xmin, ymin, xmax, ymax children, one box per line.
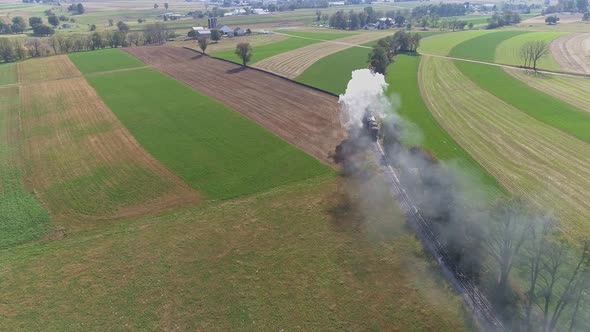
<box><xmin>338</xmin><ymin>69</ymin><xmax>390</xmax><ymax>130</ymax></box>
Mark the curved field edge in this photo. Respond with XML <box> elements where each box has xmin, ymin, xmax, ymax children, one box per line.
<box><xmin>495</xmin><ymin>31</ymin><xmax>567</xmax><ymax>70</ymax></box>
<box><xmin>0</xmin><ymin>86</ymin><xmax>52</xmax><ymax>248</ymax></box>
<box><xmin>211</xmin><ymin>37</ymin><xmax>321</xmax><ymax>65</ymax></box>
<box><xmin>419</xmin><ymin>56</ymin><xmax>590</xmax><ymax>238</ymax></box>
<box><xmin>388</xmin><ymin>55</ymin><xmax>502</xmax><ymax>191</ymax></box>
<box><xmin>454</xmin><ymin>61</ymin><xmax>590</xmax><ymax>143</ymax></box>
<box><xmin>294</xmin><ymin>31</ymin><xmax>442</xmax><ymax>95</ymax></box>
<box><xmin>418</xmin><ymin>30</ymin><xmax>497</xmax><ymax>56</ymax></box>
<box><xmin>507</xmin><ymin>69</ymin><xmax>590</xmax><ymax>113</ymax></box>
<box><xmin>449</xmin><ymin>30</ymin><xmax>530</xmax><ymax>62</ymax></box>
<box><xmin>0</xmin><ymin>176</ymin><xmax>470</xmax><ymax>331</ymax></box>
<box><xmin>84</xmin><ymin>66</ymin><xmax>331</xmax><ymax>200</ymax></box>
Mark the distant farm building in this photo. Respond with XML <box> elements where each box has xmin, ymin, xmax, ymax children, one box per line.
<box><xmin>193</xmin><ymin>26</ymin><xmax>211</xmax><ymax>38</ymax></box>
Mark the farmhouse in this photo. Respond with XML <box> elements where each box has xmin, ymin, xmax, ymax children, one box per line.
<box><xmin>219</xmin><ymin>25</ymin><xmax>233</xmax><ymax>35</ymax></box>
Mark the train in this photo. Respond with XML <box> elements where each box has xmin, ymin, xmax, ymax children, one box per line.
<box><xmin>362</xmin><ymin>111</ymin><xmax>380</xmax><ymax>141</ymax></box>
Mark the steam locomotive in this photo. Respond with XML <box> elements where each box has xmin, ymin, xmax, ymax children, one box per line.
<box><xmin>362</xmin><ymin>111</ymin><xmax>380</xmax><ymax>141</ymax></box>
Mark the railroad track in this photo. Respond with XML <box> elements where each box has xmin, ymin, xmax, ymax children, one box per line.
<box><xmin>372</xmin><ymin>142</ymin><xmax>506</xmax><ymax>332</ymax></box>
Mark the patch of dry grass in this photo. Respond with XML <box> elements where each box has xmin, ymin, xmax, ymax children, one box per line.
<box><xmin>419</xmin><ymin>56</ymin><xmax>590</xmax><ymax>239</ymax></box>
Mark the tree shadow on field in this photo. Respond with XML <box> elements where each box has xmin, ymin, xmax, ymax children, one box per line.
<box><xmin>226</xmin><ymin>66</ymin><xmax>247</xmax><ymax>74</ymax></box>
<box><xmin>190</xmin><ymin>54</ymin><xmax>205</xmax><ymax>60</ymax></box>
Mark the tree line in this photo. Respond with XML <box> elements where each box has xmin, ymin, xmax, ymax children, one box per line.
<box><xmin>368</xmin><ymin>31</ymin><xmax>421</xmax><ymax>74</ymax></box>
<box><xmin>0</xmin><ymin>23</ymin><xmax>171</xmax><ymax>63</ymax></box>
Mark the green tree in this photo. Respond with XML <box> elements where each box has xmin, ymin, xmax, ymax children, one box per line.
<box><xmin>164</xmin><ymin>2</ymin><xmax>169</xmax><ymax>10</ymax></box>
<box><xmin>11</xmin><ymin>17</ymin><xmax>27</xmax><ymax>33</ymax></box>
<box><xmin>234</xmin><ymin>42</ymin><xmax>252</xmax><ymax>66</ymax></box>
<box><xmin>108</xmin><ymin>18</ymin><xmax>114</xmax><ymax>26</ymax></box>
<box><xmin>117</xmin><ymin>21</ymin><xmax>129</xmax><ymax>33</ymax></box>
<box><xmin>198</xmin><ymin>37</ymin><xmax>208</xmax><ymax>54</ymax></box>
<box><xmin>368</xmin><ymin>47</ymin><xmax>390</xmax><ymax>74</ymax></box>
<box><xmin>577</xmin><ymin>0</ymin><xmax>589</xmax><ymax>12</ymax></box>
<box><xmin>154</xmin><ymin>3</ymin><xmax>159</xmax><ymax>9</ymax></box>
<box><xmin>47</xmin><ymin>15</ymin><xmax>59</xmax><ymax>27</ymax></box>
<box><xmin>210</xmin><ymin>29</ymin><xmax>222</xmax><ymax>42</ymax></box>
<box><xmin>29</xmin><ymin>17</ymin><xmax>43</xmax><ymax>27</ymax></box>
<box><xmin>545</xmin><ymin>15</ymin><xmax>560</xmax><ymax>25</ymax></box>
<box><xmin>32</xmin><ymin>24</ymin><xmax>55</xmax><ymax>36</ymax></box>
<box><xmin>76</xmin><ymin>3</ymin><xmax>85</xmax><ymax>14</ymax></box>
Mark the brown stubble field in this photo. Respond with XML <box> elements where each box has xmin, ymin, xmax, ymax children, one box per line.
<box><xmin>550</xmin><ymin>33</ymin><xmax>590</xmax><ymax>74</ymax></box>
<box><xmin>125</xmin><ymin>46</ymin><xmax>345</xmax><ymax>167</ymax></box>
<box><xmin>17</xmin><ymin>56</ymin><xmax>200</xmax><ymax>230</ymax></box>
<box><xmin>253</xmin><ymin>32</ymin><xmax>390</xmax><ymax>78</ymax></box>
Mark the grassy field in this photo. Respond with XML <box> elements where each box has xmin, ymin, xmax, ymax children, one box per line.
<box><xmin>418</xmin><ymin>30</ymin><xmax>496</xmax><ymax>56</ymax></box>
<box><xmin>420</xmin><ymin>56</ymin><xmax>590</xmax><ymax>238</ymax></box>
<box><xmin>0</xmin><ymin>63</ymin><xmax>16</xmax><ymax>86</ymax></box>
<box><xmin>278</xmin><ymin>30</ymin><xmax>358</xmax><ymax>40</ymax></box>
<box><xmin>68</xmin><ymin>49</ymin><xmax>144</xmax><ymax>74</ymax></box>
<box><xmin>449</xmin><ymin>30</ymin><xmax>530</xmax><ymax>62</ymax></box>
<box><xmin>16</xmin><ymin>56</ymin><xmax>199</xmax><ymax>225</ymax></box>
<box><xmin>212</xmin><ymin>37</ymin><xmax>320</xmax><ymax>64</ymax></box>
<box><xmin>455</xmin><ymin>61</ymin><xmax>590</xmax><ymax>144</ymax></box>
<box><xmin>0</xmin><ymin>86</ymin><xmax>52</xmax><ymax>248</ymax></box>
<box><xmin>85</xmin><ymin>67</ymin><xmax>330</xmax><ymax>199</ymax></box>
<box><xmin>387</xmin><ymin>55</ymin><xmax>501</xmax><ymax>190</ymax></box>
<box><xmin>0</xmin><ymin>176</ymin><xmax>469</xmax><ymax>331</ymax></box>
<box><xmin>508</xmin><ymin>69</ymin><xmax>590</xmax><ymax>113</ymax></box>
<box><xmin>295</xmin><ymin>45</ymin><xmax>371</xmax><ymax>95</ymax></box>
<box><xmin>495</xmin><ymin>31</ymin><xmax>567</xmax><ymax>70</ymax></box>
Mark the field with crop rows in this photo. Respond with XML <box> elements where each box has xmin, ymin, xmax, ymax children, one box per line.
<box><xmin>253</xmin><ymin>31</ymin><xmax>391</xmax><ymax>78</ymax></box>
<box><xmin>0</xmin><ymin>86</ymin><xmax>51</xmax><ymax>248</ymax></box>
<box><xmin>386</xmin><ymin>55</ymin><xmax>501</xmax><ymax>190</ymax></box>
<box><xmin>495</xmin><ymin>31</ymin><xmax>567</xmax><ymax>70</ymax></box>
<box><xmin>83</xmin><ymin>61</ymin><xmax>330</xmax><ymax>199</ymax></box>
<box><xmin>68</xmin><ymin>49</ymin><xmax>145</xmax><ymax>74</ymax></box>
<box><xmin>420</xmin><ymin>56</ymin><xmax>590</xmax><ymax>239</ymax></box>
<box><xmin>507</xmin><ymin>69</ymin><xmax>590</xmax><ymax>112</ymax></box>
<box><xmin>417</xmin><ymin>30</ymin><xmax>495</xmax><ymax>56</ymax></box>
<box><xmin>212</xmin><ymin>37</ymin><xmax>320</xmax><ymax>65</ymax></box>
<box><xmin>17</xmin><ymin>56</ymin><xmax>199</xmax><ymax>228</ymax></box>
<box><xmin>455</xmin><ymin>61</ymin><xmax>590</xmax><ymax>143</ymax></box>
<box><xmin>449</xmin><ymin>30</ymin><xmax>529</xmax><ymax>62</ymax></box>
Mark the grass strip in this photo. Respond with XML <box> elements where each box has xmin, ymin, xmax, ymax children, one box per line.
<box><xmin>455</xmin><ymin>61</ymin><xmax>590</xmax><ymax>143</ymax></box>
<box><xmin>68</xmin><ymin>48</ymin><xmax>144</xmax><ymax>74</ymax></box>
<box><xmin>212</xmin><ymin>37</ymin><xmax>320</xmax><ymax>64</ymax></box>
<box><xmin>449</xmin><ymin>30</ymin><xmax>530</xmax><ymax>62</ymax></box>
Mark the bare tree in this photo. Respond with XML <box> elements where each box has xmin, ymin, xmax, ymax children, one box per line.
<box><xmin>521</xmin><ymin>216</ymin><xmax>555</xmax><ymax>332</ymax></box>
<box><xmin>520</xmin><ymin>41</ymin><xmax>549</xmax><ymax>71</ymax></box>
<box><xmin>486</xmin><ymin>199</ymin><xmax>531</xmax><ymax>293</ymax></box>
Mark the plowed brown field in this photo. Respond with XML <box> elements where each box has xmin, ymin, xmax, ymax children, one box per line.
<box><xmin>18</xmin><ymin>56</ymin><xmax>200</xmax><ymax>229</ymax></box>
<box><xmin>253</xmin><ymin>32</ymin><xmax>390</xmax><ymax>78</ymax></box>
<box><xmin>550</xmin><ymin>33</ymin><xmax>590</xmax><ymax>74</ymax></box>
<box><xmin>125</xmin><ymin>46</ymin><xmax>344</xmax><ymax>166</ymax></box>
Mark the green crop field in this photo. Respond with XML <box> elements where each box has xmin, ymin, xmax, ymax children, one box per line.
<box><xmin>296</xmin><ymin>46</ymin><xmax>370</xmax><ymax>95</ymax></box>
<box><xmin>495</xmin><ymin>31</ymin><xmax>567</xmax><ymax>70</ymax></box>
<box><xmin>0</xmin><ymin>87</ymin><xmax>52</xmax><ymax>248</ymax></box>
<box><xmin>212</xmin><ymin>37</ymin><xmax>320</xmax><ymax>64</ymax></box>
<box><xmin>449</xmin><ymin>30</ymin><xmax>529</xmax><ymax>62</ymax></box>
<box><xmin>387</xmin><ymin>55</ymin><xmax>501</xmax><ymax>190</ymax></box>
<box><xmin>0</xmin><ymin>63</ymin><xmax>17</xmax><ymax>86</ymax></box>
<box><xmin>68</xmin><ymin>49</ymin><xmax>144</xmax><ymax>74</ymax></box>
<box><xmin>418</xmin><ymin>30</ymin><xmax>495</xmax><ymax>56</ymax></box>
<box><xmin>278</xmin><ymin>30</ymin><xmax>358</xmax><ymax>40</ymax></box>
<box><xmin>0</xmin><ymin>176</ymin><xmax>469</xmax><ymax>331</ymax></box>
<box><xmin>455</xmin><ymin>61</ymin><xmax>590</xmax><ymax>143</ymax></box>
<box><xmin>85</xmin><ymin>68</ymin><xmax>330</xmax><ymax>199</ymax></box>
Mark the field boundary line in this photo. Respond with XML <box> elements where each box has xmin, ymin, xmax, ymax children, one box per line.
<box><xmin>273</xmin><ymin>32</ymin><xmax>374</xmax><ymax>49</ymax></box>
<box><xmin>422</xmin><ymin>52</ymin><xmax>590</xmax><ymax>79</ymax></box>
<box><xmin>182</xmin><ymin>47</ymin><xmax>340</xmax><ymax>98</ymax></box>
